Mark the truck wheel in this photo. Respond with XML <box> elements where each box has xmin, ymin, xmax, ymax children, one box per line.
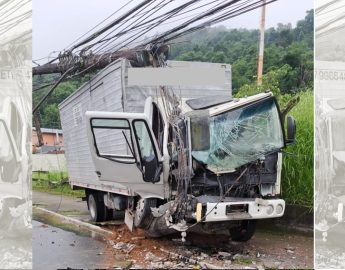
<box><xmin>106</xmin><ymin>208</ymin><xmax>115</xmax><ymax>221</ymax></box>
<box><xmin>87</xmin><ymin>192</ymin><xmax>107</xmax><ymax>222</ymax></box>
<box><xmin>134</xmin><ymin>198</ymin><xmax>156</xmax><ymax>229</ymax></box>
<box><xmin>229</xmin><ymin>220</ymin><xmax>257</xmax><ymax>242</ymax></box>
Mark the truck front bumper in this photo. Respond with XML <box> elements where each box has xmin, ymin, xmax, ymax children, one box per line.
<box><xmin>196</xmin><ymin>197</ymin><xmax>285</xmax><ymax>222</ymax></box>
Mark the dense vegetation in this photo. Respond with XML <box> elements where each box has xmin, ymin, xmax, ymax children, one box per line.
<box><xmin>33</xmin><ymin>10</ymin><xmax>313</xmax><ymax>207</ymax></box>
<box><xmin>170</xmin><ymin>9</ymin><xmax>313</xmax><ymax>93</ymax></box>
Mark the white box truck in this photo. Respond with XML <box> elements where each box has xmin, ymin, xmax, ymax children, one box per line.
<box><xmin>59</xmin><ymin>58</ymin><xmax>295</xmax><ymax>241</ymax></box>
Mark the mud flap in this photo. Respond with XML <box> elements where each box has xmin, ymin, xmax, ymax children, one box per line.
<box><xmin>125</xmin><ymin>210</ymin><xmax>134</xmax><ymax>232</ymax></box>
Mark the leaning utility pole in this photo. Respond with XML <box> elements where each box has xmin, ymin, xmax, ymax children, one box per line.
<box><xmin>257</xmin><ymin>0</ymin><xmax>266</xmax><ymax>86</ymax></box>
<box><xmin>32</xmin><ymin>49</ymin><xmax>152</xmax><ymax>76</ymax></box>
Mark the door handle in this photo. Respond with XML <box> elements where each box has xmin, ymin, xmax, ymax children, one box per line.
<box><xmin>96</xmin><ymin>171</ymin><xmax>101</xmax><ymax>178</ymax></box>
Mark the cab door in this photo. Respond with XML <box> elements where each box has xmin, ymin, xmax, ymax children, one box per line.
<box><xmin>85</xmin><ymin>111</ymin><xmax>163</xmax><ymax>187</ymax></box>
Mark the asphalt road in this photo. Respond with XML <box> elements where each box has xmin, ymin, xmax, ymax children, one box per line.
<box><xmin>33</xmin><ymin>220</ymin><xmax>114</xmax><ymax>270</ymax></box>
<box><xmin>33</xmin><ymin>191</ymin><xmax>89</xmax><ymax>217</ymax></box>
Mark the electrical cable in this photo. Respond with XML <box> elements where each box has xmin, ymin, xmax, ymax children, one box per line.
<box><xmin>64</xmin><ymin>0</ymin><xmax>136</xmax><ymax>50</ymax></box>
<box><xmin>69</xmin><ymin>0</ymin><xmax>155</xmax><ymax>52</ymax></box>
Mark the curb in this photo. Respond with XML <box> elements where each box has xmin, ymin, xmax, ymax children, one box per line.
<box><xmin>33</xmin><ymin>206</ymin><xmax>113</xmax><ymax>236</ymax></box>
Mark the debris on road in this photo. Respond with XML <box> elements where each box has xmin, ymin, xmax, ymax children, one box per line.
<box><xmin>112</xmin><ymin>242</ymin><xmax>135</xmax><ymax>254</ymax></box>
<box><xmin>101</xmin><ymin>224</ymin><xmax>313</xmax><ymax>269</ymax></box>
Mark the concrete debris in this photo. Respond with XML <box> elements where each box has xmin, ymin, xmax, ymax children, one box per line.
<box><xmin>131</xmin><ymin>236</ymin><xmax>145</xmax><ymax>241</ymax></box>
<box><xmin>218</xmin><ymin>251</ymin><xmax>231</xmax><ymax>259</ymax></box>
<box><xmin>144</xmin><ymin>251</ymin><xmax>162</xmax><ymax>263</ymax></box>
<box><xmin>200</xmin><ymin>252</ymin><xmax>209</xmax><ymax>260</ymax></box>
<box><xmin>112</xmin><ymin>242</ymin><xmax>135</xmax><ymax>253</ymax></box>
<box><xmin>223</xmin><ymin>260</ymin><xmax>232</xmax><ymax>267</ymax></box>
<box><xmin>233</xmin><ymin>253</ymin><xmax>243</xmax><ymax>260</ymax></box>
<box><xmin>285</xmin><ymin>246</ymin><xmax>296</xmax><ymax>251</ymax></box>
<box><xmin>256</xmin><ymin>265</ymin><xmax>265</xmax><ymax>270</ymax></box>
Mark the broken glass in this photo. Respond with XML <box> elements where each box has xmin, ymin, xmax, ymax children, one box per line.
<box><xmin>191</xmin><ymin>98</ymin><xmax>284</xmax><ymax>173</ymax></box>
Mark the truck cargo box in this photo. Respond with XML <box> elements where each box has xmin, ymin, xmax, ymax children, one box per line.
<box><xmin>59</xmin><ymin>59</ymin><xmax>231</xmax><ymax>193</ymax></box>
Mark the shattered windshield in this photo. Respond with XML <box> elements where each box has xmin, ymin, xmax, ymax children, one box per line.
<box><xmin>191</xmin><ymin>98</ymin><xmax>284</xmax><ymax>173</ymax></box>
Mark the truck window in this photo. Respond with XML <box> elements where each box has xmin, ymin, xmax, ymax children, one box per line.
<box><xmin>133</xmin><ymin>120</ymin><xmax>160</xmax><ymax>182</ymax></box>
<box><xmin>91</xmin><ymin>118</ymin><xmax>135</xmax><ymax>162</ymax></box>
<box><xmin>151</xmin><ymin>103</ymin><xmax>164</xmax><ymax>155</ymax></box>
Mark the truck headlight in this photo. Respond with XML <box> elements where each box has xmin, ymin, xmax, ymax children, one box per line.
<box><xmin>266</xmin><ymin>205</ymin><xmax>274</xmax><ymax>215</ymax></box>
<box><xmin>276</xmin><ymin>204</ymin><xmax>284</xmax><ymax>214</ymax></box>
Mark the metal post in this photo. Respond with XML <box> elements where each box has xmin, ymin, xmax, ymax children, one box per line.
<box><xmin>257</xmin><ymin>0</ymin><xmax>266</xmax><ymax>86</ymax></box>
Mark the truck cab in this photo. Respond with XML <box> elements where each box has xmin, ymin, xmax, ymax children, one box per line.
<box><xmin>85</xmin><ymin>91</ymin><xmax>296</xmax><ymax>241</ymax></box>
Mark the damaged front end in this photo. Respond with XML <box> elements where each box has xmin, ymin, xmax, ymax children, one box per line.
<box><xmin>143</xmin><ymin>93</ymin><xmax>292</xmax><ymax>239</ymax></box>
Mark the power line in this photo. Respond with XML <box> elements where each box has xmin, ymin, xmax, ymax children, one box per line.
<box><xmin>91</xmin><ymin>0</ymin><xmax>164</xmax><ymax>54</ymax></box>
<box><xmin>69</xmin><ymin>0</ymin><xmax>155</xmax><ymax>52</ymax></box>
<box><xmin>33</xmin><ymin>68</ymin><xmax>74</xmax><ymax>114</ymax></box>
<box><xmin>64</xmin><ymin>0</ymin><xmax>136</xmax><ymax>50</ymax></box>
<box><xmin>34</xmin><ymin>0</ymin><xmax>276</xmax><ymax>77</ymax></box>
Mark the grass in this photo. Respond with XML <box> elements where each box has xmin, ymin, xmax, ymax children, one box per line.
<box><xmin>281</xmin><ymin>91</ymin><xmax>313</xmax><ymax>209</ymax></box>
<box><xmin>32</xmin><ymin>171</ymin><xmax>85</xmax><ymax>198</ymax></box>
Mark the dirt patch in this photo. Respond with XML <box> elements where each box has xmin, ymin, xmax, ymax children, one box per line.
<box><xmin>103</xmin><ymin>225</ymin><xmax>175</xmax><ymax>268</ymax></box>
<box><xmin>102</xmin><ymin>225</ymin><xmax>313</xmax><ymax>269</ymax></box>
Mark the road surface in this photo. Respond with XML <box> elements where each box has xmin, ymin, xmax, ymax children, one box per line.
<box><xmin>33</xmin><ymin>220</ymin><xmax>119</xmax><ymax>270</ymax></box>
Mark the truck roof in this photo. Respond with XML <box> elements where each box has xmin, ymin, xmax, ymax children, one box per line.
<box><xmin>179</xmin><ymin>92</ymin><xmax>273</xmax><ymax>115</ymax></box>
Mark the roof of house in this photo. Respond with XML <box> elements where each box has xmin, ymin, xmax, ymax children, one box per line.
<box><xmin>32</xmin><ymin>127</ymin><xmax>63</xmax><ymax>134</ymax></box>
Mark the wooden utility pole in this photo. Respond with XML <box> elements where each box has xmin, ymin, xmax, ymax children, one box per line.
<box><xmin>257</xmin><ymin>0</ymin><xmax>266</xmax><ymax>86</ymax></box>
<box><xmin>33</xmin><ymin>49</ymin><xmax>152</xmax><ymax>76</ymax></box>
<box><xmin>33</xmin><ymin>111</ymin><xmax>44</xmax><ymax>147</ymax></box>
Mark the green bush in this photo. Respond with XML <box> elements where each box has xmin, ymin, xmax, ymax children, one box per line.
<box><xmin>32</xmin><ymin>171</ymin><xmax>84</xmax><ymax>197</ymax></box>
<box><xmin>281</xmin><ymin>91</ymin><xmax>313</xmax><ymax>208</ymax></box>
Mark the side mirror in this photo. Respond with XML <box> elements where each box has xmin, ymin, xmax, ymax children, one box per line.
<box><xmin>141</xmin><ymin>156</ymin><xmax>162</xmax><ymax>183</ymax></box>
<box><xmin>286</xmin><ymin>115</ymin><xmax>296</xmax><ymax>144</ymax></box>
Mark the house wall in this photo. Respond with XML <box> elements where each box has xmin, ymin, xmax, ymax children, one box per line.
<box><xmin>32</xmin><ymin>130</ymin><xmax>64</xmax><ymax>146</ymax></box>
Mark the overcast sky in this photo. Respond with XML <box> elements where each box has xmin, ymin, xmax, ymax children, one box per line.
<box><xmin>33</xmin><ymin>0</ymin><xmax>313</xmax><ymax>63</ymax></box>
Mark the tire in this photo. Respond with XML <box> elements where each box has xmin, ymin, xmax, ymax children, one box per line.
<box><xmin>229</xmin><ymin>220</ymin><xmax>257</xmax><ymax>242</ymax></box>
<box><xmin>87</xmin><ymin>192</ymin><xmax>107</xmax><ymax>222</ymax></box>
<box><xmin>134</xmin><ymin>198</ymin><xmax>156</xmax><ymax>229</ymax></box>
<box><xmin>106</xmin><ymin>208</ymin><xmax>114</xmax><ymax>221</ymax></box>
<box><xmin>144</xmin><ymin>229</ymin><xmax>162</xmax><ymax>238</ymax></box>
